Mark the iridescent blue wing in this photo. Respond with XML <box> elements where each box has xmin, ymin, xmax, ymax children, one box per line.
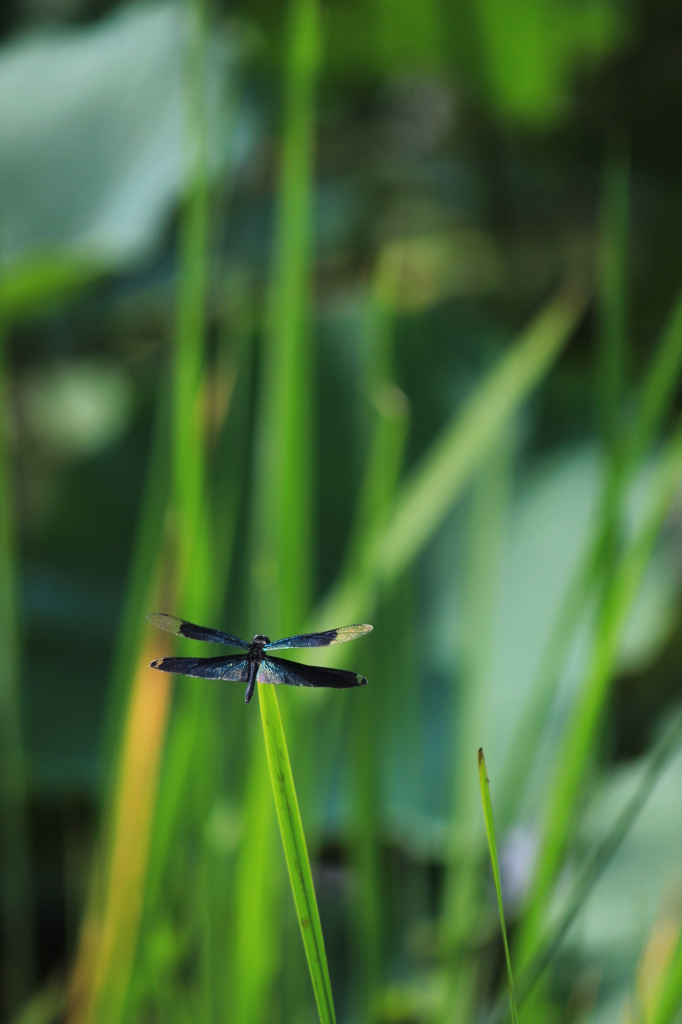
<box><xmin>149</xmin><ymin>655</ymin><xmax>249</xmax><ymax>681</ymax></box>
<box><xmin>147</xmin><ymin>612</ymin><xmax>249</xmax><ymax>649</ymax></box>
<box><xmin>263</xmin><ymin>624</ymin><xmax>372</xmax><ymax>651</ymax></box>
<box><xmin>257</xmin><ymin>655</ymin><xmax>367</xmax><ymax>689</ymax></box>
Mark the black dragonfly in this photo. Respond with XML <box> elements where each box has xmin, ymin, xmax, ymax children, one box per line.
<box><xmin>147</xmin><ymin>613</ymin><xmax>372</xmax><ymax>706</ymax></box>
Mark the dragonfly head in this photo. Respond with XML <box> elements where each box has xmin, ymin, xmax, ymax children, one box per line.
<box><xmin>252</xmin><ymin>634</ymin><xmax>270</xmax><ymax>646</ymax></box>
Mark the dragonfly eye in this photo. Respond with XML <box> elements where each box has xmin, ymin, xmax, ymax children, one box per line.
<box><xmin>253</xmin><ymin>634</ymin><xmax>270</xmax><ymax>645</ymax></box>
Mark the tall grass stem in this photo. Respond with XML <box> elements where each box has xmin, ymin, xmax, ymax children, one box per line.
<box><xmin>259</xmin><ymin>685</ymin><xmax>337</xmax><ymax>1024</ymax></box>
<box><xmin>479</xmin><ymin>749</ymin><xmax>518</xmax><ymax>1024</ymax></box>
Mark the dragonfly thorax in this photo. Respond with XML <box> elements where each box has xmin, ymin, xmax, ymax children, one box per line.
<box><xmin>252</xmin><ymin>634</ymin><xmax>270</xmax><ymax>646</ymax></box>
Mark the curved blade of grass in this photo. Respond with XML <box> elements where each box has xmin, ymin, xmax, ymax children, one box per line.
<box><xmin>315</xmin><ymin>281</ymin><xmax>586</xmax><ymax>636</ymax></box>
<box><xmin>518</xmin><ymin>415</ymin><xmax>682</xmax><ymax>965</ymax></box>
<box><xmin>259</xmin><ymin>684</ymin><xmax>336</xmax><ymax>1024</ymax></box>
<box><xmin>479</xmin><ymin>749</ymin><xmax>518</xmax><ymax>1024</ymax></box>
<box><xmin>378</xmin><ymin>282</ymin><xmax>585</xmax><ymax>586</ymax></box>
<box><xmin>498</xmin><ymin>274</ymin><xmax>682</xmax><ymax>828</ymax></box>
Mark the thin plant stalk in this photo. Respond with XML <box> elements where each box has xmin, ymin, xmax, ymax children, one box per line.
<box><xmin>66</xmin><ymin>370</ymin><xmax>170</xmax><ymax>1024</ymax></box>
<box><xmin>138</xmin><ymin>0</ymin><xmax>215</xmax><ymax>920</ymax></box>
<box><xmin>345</xmin><ymin>280</ymin><xmax>409</xmax><ymax>1018</ymax></box>
<box><xmin>479</xmin><ymin>749</ymin><xmax>518</xmax><ymax>1024</ymax></box>
<box><xmin>377</xmin><ymin>283</ymin><xmax>585</xmax><ymax>587</ymax></box>
<box><xmin>172</xmin><ymin>0</ymin><xmax>211</xmax><ymax>602</ymax></box>
<box><xmin>67</xmin><ymin>635</ymin><xmax>173</xmax><ymax>1024</ymax></box>
<box><xmin>231</xmin><ymin>0</ymin><xmax>320</xmax><ymax>1019</ymax></box>
<box><xmin>70</xmin><ymin>2</ymin><xmax>216</xmax><ymax>1018</ymax></box>
<box><xmin>0</xmin><ymin>318</ymin><xmax>35</xmax><ymax>1014</ymax></box>
<box><xmin>441</xmin><ymin>437</ymin><xmax>512</xmax><ymax>1024</ymax></box>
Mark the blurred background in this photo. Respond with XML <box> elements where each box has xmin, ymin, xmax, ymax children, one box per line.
<box><xmin>3</xmin><ymin>0</ymin><xmax>682</xmax><ymax>1022</ymax></box>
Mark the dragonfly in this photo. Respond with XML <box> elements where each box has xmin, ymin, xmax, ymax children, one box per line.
<box><xmin>147</xmin><ymin>613</ymin><xmax>372</xmax><ymax>706</ymax></box>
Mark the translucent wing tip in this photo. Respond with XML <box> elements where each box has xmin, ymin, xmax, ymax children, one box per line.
<box><xmin>146</xmin><ymin>612</ymin><xmax>182</xmax><ymax>635</ymax></box>
<box><xmin>330</xmin><ymin>623</ymin><xmax>373</xmax><ymax>644</ymax></box>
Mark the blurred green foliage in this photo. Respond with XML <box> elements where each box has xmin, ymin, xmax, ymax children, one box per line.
<box><xmin>3</xmin><ymin>1</ymin><xmax>682</xmax><ymax>1023</ymax></box>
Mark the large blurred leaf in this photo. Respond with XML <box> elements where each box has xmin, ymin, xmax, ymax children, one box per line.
<box><xmin>389</xmin><ymin>445</ymin><xmax>680</xmax><ymax>837</ymax></box>
<box><xmin>0</xmin><ymin>1</ymin><xmax>251</xmax><ymax>281</ymax></box>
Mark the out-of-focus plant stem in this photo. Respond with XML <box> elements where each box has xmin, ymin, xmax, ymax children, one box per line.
<box><xmin>440</xmin><ymin>436</ymin><xmax>512</xmax><ymax>1024</ymax></box>
<box><xmin>518</xmin><ymin>414</ymin><xmax>682</xmax><ymax>965</ymax></box>
<box><xmin>0</xmin><ymin>318</ymin><xmax>35</xmax><ymax>1015</ymax></box>
<box><xmin>231</xmin><ymin>0</ymin><xmax>320</xmax><ymax>1018</ymax></box>
<box><xmin>68</xmin><ymin>1</ymin><xmax>212</xmax><ymax>1020</ymax></box>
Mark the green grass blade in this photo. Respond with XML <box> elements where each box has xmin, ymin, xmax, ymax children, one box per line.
<box><xmin>498</xmin><ymin>275</ymin><xmax>682</xmax><ymax>827</ymax></box>
<box><xmin>377</xmin><ymin>282</ymin><xmax>586</xmax><ymax>587</ymax></box>
<box><xmin>67</xmin><ymin>380</ymin><xmax>171</xmax><ymax>1024</ymax></box>
<box><xmin>100</xmin><ymin>372</ymin><xmax>171</xmax><ymax>773</ymax></box>
<box><xmin>651</xmin><ymin>925</ymin><xmax>682</xmax><ymax>1024</ymax></box>
<box><xmin>478</xmin><ymin>749</ymin><xmax>518</xmax><ymax>1024</ymax></box>
<box><xmin>345</xmin><ymin>312</ymin><xmax>408</xmax><ymax>1017</ymax></box>
<box><xmin>250</xmin><ymin>0</ymin><xmax>319</xmax><ymax>634</ymax></box>
<box><xmin>343</xmin><ymin>382</ymin><xmax>409</xmax><ymax>588</ymax></box>
<box><xmin>231</xmin><ymin>0</ymin><xmax>320</xmax><ymax>1020</ymax></box>
<box><xmin>142</xmin><ymin>0</ymin><xmax>214</xmax><ymax>906</ymax></box>
<box><xmin>440</xmin><ymin>436</ymin><xmax>513</xmax><ymax>1022</ymax></box>
<box><xmin>172</xmin><ymin>0</ymin><xmax>210</xmax><ymax>601</ymax></box>
<box><xmin>622</xmin><ymin>281</ymin><xmax>682</xmax><ymax>474</ymax></box>
<box><xmin>0</xmin><ymin>319</ymin><xmax>35</xmax><ymax>1014</ymax></box>
<box><xmin>208</xmin><ymin>276</ymin><xmax>254</xmax><ymax>596</ymax></box>
<box><xmin>71</xmin><ymin>2</ymin><xmax>217</xmax><ymax>1019</ymax></box>
<box><xmin>259</xmin><ymin>685</ymin><xmax>337</xmax><ymax>1024</ymax></box>
<box><xmin>518</xmin><ymin>416</ymin><xmax>682</xmax><ymax>964</ymax></box>
<box><xmin>316</xmin><ymin>283</ymin><xmax>586</xmax><ymax>633</ymax></box>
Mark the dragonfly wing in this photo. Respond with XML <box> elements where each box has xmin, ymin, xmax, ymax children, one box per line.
<box><xmin>263</xmin><ymin>624</ymin><xmax>372</xmax><ymax>651</ymax></box>
<box><xmin>149</xmin><ymin>655</ymin><xmax>250</xmax><ymax>681</ymax></box>
<box><xmin>258</xmin><ymin>655</ymin><xmax>367</xmax><ymax>689</ymax></box>
<box><xmin>147</xmin><ymin>612</ymin><xmax>250</xmax><ymax>649</ymax></box>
